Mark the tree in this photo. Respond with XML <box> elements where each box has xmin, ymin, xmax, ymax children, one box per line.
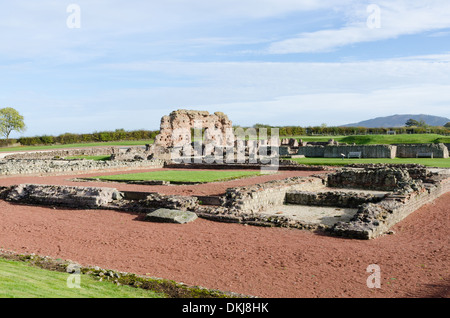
<box><xmin>444</xmin><ymin>122</ymin><xmax>450</xmax><ymax>128</ymax></box>
<box><xmin>405</xmin><ymin>119</ymin><xmax>420</xmax><ymax>127</ymax></box>
<box><xmin>0</xmin><ymin>107</ymin><xmax>26</xmax><ymax>141</ymax></box>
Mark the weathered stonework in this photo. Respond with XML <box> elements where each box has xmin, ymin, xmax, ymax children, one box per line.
<box><xmin>154</xmin><ymin>109</ymin><xmax>233</xmax><ymax>148</ymax></box>
<box><xmin>1</xmin><ymin>162</ymin><xmax>448</xmax><ymax>240</ymax></box>
<box><xmin>285</xmin><ymin>191</ymin><xmax>384</xmax><ymax>208</ymax></box>
<box><xmin>395</xmin><ymin>143</ymin><xmax>449</xmax><ymax>158</ymax></box>
<box><xmin>326</xmin><ymin>167</ymin><xmax>422</xmax><ymax>192</ymax></box>
<box><xmin>2</xmin><ymin>147</ymin><xmax>138</xmax><ymax>160</ymax></box>
<box><xmin>5</xmin><ymin>184</ymin><xmax>123</xmax><ymax>209</ymax></box>
<box><xmin>224</xmin><ymin>177</ymin><xmax>326</xmax><ymax>213</ymax></box>
<box><xmin>0</xmin><ymin>159</ymin><xmax>164</xmax><ymax>176</ymax></box>
<box><xmin>331</xmin><ymin>177</ymin><xmax>450</xmax><ymax>239</ymax></box>
<box><xmin>145</xmin><ymin>209</ymin><xmax>198</xmax><ymax>224</ymax></box>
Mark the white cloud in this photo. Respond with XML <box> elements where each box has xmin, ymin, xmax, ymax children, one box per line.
<box><xmin>268</xmin><ymin>0</ymin><xmax>450</xmax><ymax>53</ymax></box>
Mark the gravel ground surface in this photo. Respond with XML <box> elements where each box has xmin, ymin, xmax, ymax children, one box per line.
<box><xmin>0</xmin><ymin>168</ymin><xmax>448</xmax><ymax>298</ymax></box>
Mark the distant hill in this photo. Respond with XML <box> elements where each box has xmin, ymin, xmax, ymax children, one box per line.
<box><xmin>342</xmin><ymin>114</ymin><xmax>450</xmax><ymax>128</ymax></box>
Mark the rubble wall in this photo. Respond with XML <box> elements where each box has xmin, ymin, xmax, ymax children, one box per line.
<box><xmin>2</xmin><ymin>147</ymin><xmax>144</xmax><ymax>160</ymax></box>
<box><xmin>5</xmin><ymin>184</ymin><xmax>123</xmax><ymax>209</ymax></box>
<box><xmin>395</xmin><ymin>143</ymin><xmax>449</xmax><ymax>158</ymax></box>
<box><xmin>225</xmin><ymin>177</ymin><xmax>325</xmax><ymax>213</ymax></box>
<box><xmin>0</xmin><ymin>159</ymin><xmax>164</xmax><ymax>176</ymax></box>
<box><xmin>332</xmin><ymin>177</ymin><xmax>450</xmax><ymax>239</ymax></box>
<box><xmin>285</xmin><ymin>191</ymin><xmax>384</xmax><ymax>208</ymax></box>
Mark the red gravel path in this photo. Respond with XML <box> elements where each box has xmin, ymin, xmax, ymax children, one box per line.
<box><xmin>0</xmin><ymin>169</ymin><xmax>449</xmax><ymax>298</ymax></box>
<box><xmin>0</xmin><ymin>168</ymin><xmax>327</xmax><ymax>196</ymax></box>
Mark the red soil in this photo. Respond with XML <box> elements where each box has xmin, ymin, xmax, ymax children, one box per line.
<box><xmin>0</xmin><ymin>169</ymin><xmax>449</xmax><ymax>298</ymax></box>
<box><xmin>0</xmin><ymin>168</ymin><xmax>327</xmax><ymax>196</ymax></box>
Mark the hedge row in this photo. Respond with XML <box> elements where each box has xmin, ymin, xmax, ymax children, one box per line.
<box><xmin>251</xmin><ymin>125</ymin><xmax>450</xmax><ymax>136</ymax></box>
<box><xmin>16</xmin><ymin>129</ymin><xmax>159</xmax><ymax>146</ymax></box>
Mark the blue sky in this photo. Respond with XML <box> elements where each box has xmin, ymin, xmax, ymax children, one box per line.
<box><xmin>1</xmin><ymin>0</ymin><xmax>450</xmax><ymax>137</ymax></box>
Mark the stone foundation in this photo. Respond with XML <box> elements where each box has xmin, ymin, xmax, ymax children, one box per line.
<box><xmin>1</xmin><ymin>164</ymin><xmax>448</xmax><ymax>240</ymax></box>
<box><xmin>292</xmin><ymin>143</ymin><xmax>449</xmax><ymax>158</ymax></box>
<box><xmin>2</xmin><ymin>146</ymin><xmax>145</xmax><ymax>160</ymax></box>
<box><xmin>395</xmin><ymin>143</ymin><xmax>449</xmax><ymax>158</ymax></box>
<box><xmin>224</xmin><ymin>177</ymin><xmax>326</xmax><ymax>213</ymax></box>
<box><xmin>5</xmin><ymin>184</ymin><xmax>123</xmax><ymax>209</ymax></box>
<box><xmin>285</xmin><ymin>191</ymin><xmax>384</xmax><ymax>208</ymax></box>
<box><xmin>0</xmin><ymin>159</ymin><xmax>164</xmax><ymax>176</ymax></box>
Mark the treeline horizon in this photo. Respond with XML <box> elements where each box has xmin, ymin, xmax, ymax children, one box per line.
<box><xmin>243</xmin><ymin>124</ymin><xmax>450</xmax><ymax>137</ymax></box>
<box><xmin>1</xmin><ymin>124</ymin><xmax>449</xmax><ymax>147</ymax></box>
<box><xmin>2</xmin><ymin>129</ymin><xmax>159</xmax><ymax>146</ymax></box>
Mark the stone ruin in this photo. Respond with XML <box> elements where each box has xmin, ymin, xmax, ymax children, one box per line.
<box><xmin>1</xmin><ymin>109</ymin><xmax>449</xmax><ymax>237</ymax></box>
<box><xmin>110</xmin><ymin>109</ymin><xmax>280</xmax><ymax>164</ymax></box>
<box><xmin>280</xmin><ymin>138</ymin><xmax>449</xmax><ymax>159</ymax></box>
<box><xmin>154</xmin><ymin>109</ymin><xmax>233</xmax><ymax>148</ymax></box>
<box><xmin>2</xmin><ymin>164</ymin><xmax>448</xmax><ymax>239</ymax></box>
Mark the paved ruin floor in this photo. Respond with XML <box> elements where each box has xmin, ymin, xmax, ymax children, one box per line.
<box><xmin>0</xmin><ymin>192</ymin><xmax>448</xmax><ymax>298</ymax></box>
<box><xmin>259</xmin><ymin>205</ymin><xmax>358</xmax><ymax>227</ymax></box>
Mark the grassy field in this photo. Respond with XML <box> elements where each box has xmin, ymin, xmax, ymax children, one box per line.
<box><xmin>0</xmin><ymin>140</ymin><xmax>153</xmax><ymax>152</ymax></box>
<box><xmin>66</xmin><ymin>155</ymin><xmax>112</xmax><ymax>161</ymax></box>
<box><xmin>284</xmin><ymin>134</ymin><xmax>449</xmax><ymax>145</ymax></box>
<box><xmin>288</xmin><ymin>157</ymin><xmax>450</xmax><ymax>168</ymax></box>
<box><xmin>1</xmin><ymin>134</ymin><xmax>448</xmax><ymax>153</ymax></box>
<box><xmin>93</xmin><ymin>170</ymin><xmax>263</xmax><ymax>183</ymax></box>
<box><xmin>0</xmin><ymin>258</ymin><xmax>164</xmax><ymax>298</ymax></box>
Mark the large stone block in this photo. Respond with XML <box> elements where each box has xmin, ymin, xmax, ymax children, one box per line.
<box><xmin>145</xmin><ymin>208</ymin><xmax>198</xmax><ymax>224</ymax></box>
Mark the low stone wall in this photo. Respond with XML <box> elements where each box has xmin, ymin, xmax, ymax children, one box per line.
<box><xmin>343</xmin><ymin>164</ymin><xmax>430</xmax><ymax>180</ymax></box>
<box><xmin>5</xmin><ymin>184</ymin><xmax>123</xmax><ymax>209</ymax></box>
<box><xmin>324</xmin><ymin>145</ymin><xmax>396</xmax><ymax>159</ymax></box>
<box><xmin>1</xmin><ymin>166</ymin><xmax>448</xmax><ymax>240</ymax></box>
<box><xmin>297</xmin><ymin>146</ymin><xmax>325</xmax><ymax>157</ymax></box>
<box><xmin>225</xmin><ymin>177</ymin><xmax>325</xmax><ymax>213</ymax></box>
<box><xmin>326</xmin><ymin>167</ymin><xmax>421</xmax><ymax>192</ymax></box>
<box><xmin>2</xmin><ymin>147</ymin><xmax>142</xmax><ymax>160</ymax></box>
<box><xmin>394</xmin><ymin>143</ymin><xmax>448</xmax><ymax>158</ymax></box>
<box><xmin>285</xmin><ymin>191</ymin><xmax>384</xmax><ymax>208</ymax></box>
<box><xmin>331</xmin><ymin>177</ymin><xmax>450</xmax><ymax>239</ymax></box>
<box><xmin>0</xmin><ymin>159</ymin><xmax>164</xmax><ymax>176</ymax></box>
<box><xmin>297</xmin><ymin>145</ymin><xmax>395</xmax><ymax>158</ymax></box>
<box><xmin>295</xmin><ymin>143</ymin><xmax>449</xmax><ymax>158</ymax></box>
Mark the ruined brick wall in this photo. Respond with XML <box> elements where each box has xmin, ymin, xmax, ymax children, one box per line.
<box><xmin>154</xmin><ymin>109</ymin><xmax>233</xmax><ymax>148</ymax></box>
<box><xmin>0</xmin><ymin>159</ymin><xmax>164</xmax><ymax>176</ymax></box>
<box><xmin>395</xmin><ymin>143</ymin><xmax>449</xmax><ymax>158</ymax></box>
<box><xmin>5</xmin><ymin>184</ymin><xmax>123</xmax><ymax>209</ymax></box>
<box><xmin>332</xmin><ymin>177</ymin><xmax>450</xmax><ymax>239</ymax></box>
<box><xmin>326</xmin><ymin>167</ymin><xmax>418</xmax><ymax>191</ymax></box>
<box><xmin>324</xmin><ymin>145</ymin><xmax>396</xmax><ymax>158</ymax></box>
<box><xmin>297</xmin><ymin>145</ymin><xmax>396</xmax><ymax>158</ymax></box>
<box><xmin>225</xmin><ymin>177</ymin><xmax>325</xmax><ymax>213</ymax></box>
<box><xmin>3</xmin><ymin>146</ymin><xmax>146</xmax><ymax>160</ymax></box>
<box><xmin>285</xmin><ymin>191</ymin><xmax>384</xmax><ymax>208</ymax></box>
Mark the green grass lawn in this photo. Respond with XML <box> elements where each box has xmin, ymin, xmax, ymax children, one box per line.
<box><xmin>0</xmin><ymin>140</ymin><xmax>154</xmax><ymax>152</ymax></box>
<box><xmin>93</xmin><ymin>170</ymin><xmax>263</xmax><ymax>183</ymax></box>
<box><xmin>65</xmin><ymin>155</ymin><xmax>112</xmax><ymax>161</ymax></box>
<box><xmin>284</xmin><ymin>134</ymin><xmax>449</xmax><ymax>145</ymax></box>
<box><xmin>0</xmin><ymin>258</ymin><xmax>164</xmax><ymax>298</ymax></box>
<box><xmin>288</xmin><ymin>157</ymin><xmax>450</xmax><ymax>168</ymax></box>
